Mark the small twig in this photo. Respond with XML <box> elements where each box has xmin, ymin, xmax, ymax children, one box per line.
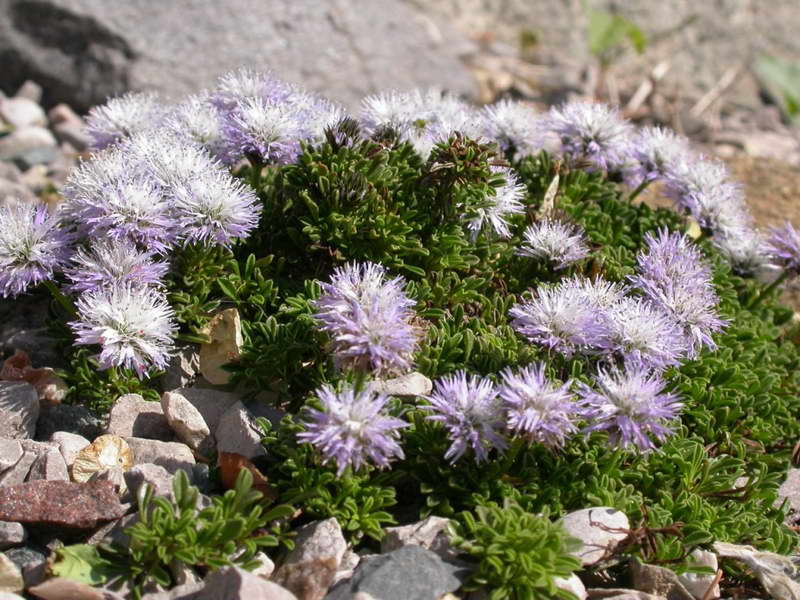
<box><xmin>690</xmin><ymin>63</ymin><xmax>744</xmax><ymax>119</ymax></box>
<box><xmin>625</xmin><ymin>60</ymin><xmax>671</xmax><ymax>116</ymax></box>
<box><xmin>701</xmin><ymin>568</ymin><xmax>723</xmax><ymax>600</ymax></box>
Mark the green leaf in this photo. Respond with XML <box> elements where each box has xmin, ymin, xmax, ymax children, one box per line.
<box><xmin>51</xmin><ymin>544</ymin><xmax>117</xmax><ymax>586</ymax></box>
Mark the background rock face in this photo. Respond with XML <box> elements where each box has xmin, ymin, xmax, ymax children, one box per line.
<box><xmin>0</xmin><ymin>0</ymin><xmax>477</xmax><ymax>112</ymax></box>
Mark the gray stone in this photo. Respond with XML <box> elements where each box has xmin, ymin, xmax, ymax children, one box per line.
<box><xmin>0</xmin><ymin>440</ymin><xmax>22</xmax><ymax>472</ymax></box>
<box><xmin>50</xmin><ymin>431</ymin><xmax>90</xmax><ymax>467</ymax></box>
<box><xmin>381</xmin><ymin>516</ymin><xmax>453</xmax><ymax>559</ymax></box>
<box><xmin>9</xmin><ymin>146</ymin><xmax>58</xmax><ymax>170</ymax></box>
<box><xmin>0</xmin><ymin>0</ymin><xmax>476</xmax><ymax>114</ymax></box>
<box><xmin>161</xmin><ymin>347</ymin><xmax>201</xmax><ymax>392</ymax></box>
<box><xmin>5</xmin><ymin>546</ymin><xmax>46</xmax><ymax>588</ymax></box>
<box><xmin>87</xmin><ymin>513</ymin><xmax>138</xmax><ymax>548</ymax></box>
<box><xmin>324</xmin><ymin>545</ymin><xmax>467</xmax><ymax>600</ymax></box>
<box><xmin>215</xmin><ymin>401</ymin><xmax>265</xmax><ymax>459</ymax></box>
<box><xmin>0</xmin><ymin>127</ymin><xmax>56</xmax><ymax>166</ymax></box>
<box><xmin>555</xmin><ymin>573</ymin><xmax>587</xmax><ymax>600</ymax></box>
<box><xmin>107</xmin><ymin>394</ymin><xmax>174</xmax><ymax>441</ymax></box>
<box><xmin>199</xmin><ymin>566</ymin><xmax>297</xmax><ymax>600</ymax></box>
<box><xmin>125</xmin><ymin>437</ymin><xmax>196</xmax><ymax>474</ymax></box>
<box><xmin>142</xmin><ymin>582</ymin><xmax>205</xmax><ymax>600</ymax></box>
<box><xmin>0</xmin><ymin>382</ymin><xmax>38</xmax><ymax>439</ymax></box>
<box><xmin>36</xmin><ymin>403</ymin><xmax>103</xmax><ymax>442</ymax></box>
<box><xmin>0</xmin><ymin>97</ymin><xmax>46</xmax><ymax>128</ymax></box>
<box><xmin>251</xmin><ymin>551</ymin><xmax>275</xmax><ymax>579</ymax></box>
<box><xmin>587</xmin><ymin>589</ymin><xmax>666</xmax><ymax>600</ymax></box>
<box><xmin>559</xmin><ymin>507</ymin><xmax>629</xmax><ymax>566</ymax></box>
<box><xmin>14</xmin><ymin>81</ymin><xmax>42</xmax><ymax>104</ymax></box>
<box><xmin>160</xmin><ymin>391</ymin><xmax>212</xmax><ymax>454</ymax></box>
<box><xmin>370</xmin><ymin>372</ymin><xmax>433</xmax><ymax>398</ymax></box>
<box><xmin>19</xmin><ymin>164</ymin><xmax>49</xmax><ymax>194</ymax></box>
<box><xmin>630</xmin><ymin>560</ymin><xmax>694</xmax><ymax>600</ymax></box>
<box><xmin>274</xmin><ymin>518</ymin><xmax>347</xmax><ymax>600</ymax></box>
<box><xmin>0</xmin><ymin>523</ymin><xmax>25</xmax><ymax>551</ymax></box>
<box><xmin>27</xmin><ymin>448</ymin><xmax>69</xmax><ymax>482</ymax></box>
<box><xmin>53</xmin><ymin>120</ymin><xmax>91</xmax><ymax>152</ymax></box>
<box><xmin>0</xmin><ymin>553</ymin><xmax>22</xmax><ymax>594</ymax></box>
<box><xmin>123</xmin><ymin>463</ymin><xmax>176</xmax><ymax>499</ymax></box>
<box><xmin>0</xmin><ymin>440</ymin><xmax>52</xmax><ymax>486</ymax></box>
<box><xmin>166</xmin><ymin>387</ymin><xmax>238</xmax><ymax>434</ymax></box>
<box><xmin>0</xmin><ymin>163</ymin><xmax>21</xmax><ymax>183</ymax></box>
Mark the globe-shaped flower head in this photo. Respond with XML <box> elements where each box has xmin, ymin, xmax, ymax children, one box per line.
<box><xmin>65</xmin><ymin>239</ymin><xmax>169</xmax><ymax>294</ymax></box>
<box><xmin>85</xmin><ymin>92</ymin><xmax>166</xmax><ymax>150</ymax></box>
<box><xmin>517</xmin><ymin>219</ymin><xmax>590</xmax><ymax>270</ymax></box>
<box><xmin>765</xmin><ymin>221</ymin><xmax>800</xmax><ymax>276</ymax></box>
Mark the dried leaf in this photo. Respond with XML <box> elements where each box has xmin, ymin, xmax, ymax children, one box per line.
<box><xmin>218</xmin><ymin>452</ymin><xmax>277</xmax><ymax>500</ymax></box>
<box><xmin>71</xmin><ymin>435</ymin><xmax>133</xmax><ymax>483</ymax></box>
<box><xmin>714</xmin><ymin>541</ymin><xmax>800</xmax><ymax>600</ymax></box>
<box><xmin>537</xmin><ymin>173</ymin><xmax>559</xmax><ymax>219</ymax></box>
<box><xmin>199</xmin><ymin>308</ymin><xmax>243</xmax><ymax>385</ymax></box>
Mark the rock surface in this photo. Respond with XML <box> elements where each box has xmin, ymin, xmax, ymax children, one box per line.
<box><xmin>630</xmin><ymin>559</ymin><xmax>694</xmax><ymax>600</ymax></box>
<box><xmin>0</xmin><ymin>480</ymin><xmax>127</xmax><ymax>529</ymax></box>
<box><xmin>160</xmin><ymin>391</ymin><xmax>212</xmax><ymax>453</ymax></box>
<box><xmin>0</xmin><ymin>382</ymin><xmax>38</xmax><ymax>439</ymax></box>
<box><xmin>125</xmin><ymin>437</ymin><xmax>196</xmax><ymax>474</ymax></box>
<box><xmin>215</xmin><ymin>402</ymin><xmax>266</xmax><ymax>460</ymax></box>
<box><xmin>0</xmin><ymin>524</ymin><xmax>25</xmax><ymax>551</ymax></box>
<box><xmin>106</xmin><ymin>394</ymin><xmax>173</xmax><ymax>441</ymax></box>
<box><xmin>559</xmin><ymin>507</ymin><xmax>630</xmax><ymax>566</ymax></box>
<box><xmin>0</xmin><ymin>0</ymin><xmax>476</xmax><ymax>112</ymax></box>
<box><xmin>0</xmin><ymin>553</ymin><xmax>22</xmax><ymax>594</ymax></box>
<box><xmin>381</xmin><ymin>516</ymin><xmax>453</xmax><ymax>559</ymax></box>
<box><xmin>199</xmin><ymin>566</ymin><xmax>298</xmax><ymax>600</ymax></box>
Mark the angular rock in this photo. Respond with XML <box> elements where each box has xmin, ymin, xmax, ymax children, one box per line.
<box><xmin>0</xmin><ymin>523</ymin><xmax>25</xmax><ymax>551</ymax></box>
<box><xmin>677</xmin><ymin>549</ymin><xmax>719</xmax><ymax>600</ymax></box>
<box><xmin>88</xmin><ymin>467</ymin><xmax>127</xmax><ymax>495</ymax></box>
<box><xmin>160</xmin><ymin>392</ymin><xmax>212</xmax><ymax>453</ymax></box>
<box><xmin>27</xmin><ymin>578</ymin><xmax>111</xmax><ymax>600</ymax></box>
<box><xmin>324</xmin><ymin>545</ymin><xmax>466</xmax><ymax>600</ymax></box>
<box><xmin>27</xmin><ymin>448</ymin><xmax>69</xmax><ymax>482</ymax></box>
<box><xmin>0</xmin><ymin>97</ymin><xmax>46</xmax><ymax>128</ymax></box>
<box><xmin>5</xmin><ymin>546</ymin><xmax>47</xmax><ymax>588</ymax></box>
<box><xmin>0</xmin><ymin>480</ymin><xmax>127</xmax><ymax>529</ymax></box>
<box><xmin>381</xmin><ymin>516</ymin><xmax>453</xmax><ymax>559</ymax></box>
<box><xmin>559</xmin><ymin>507</ymin><xmax>629</xmax><ymax>566</ymax></box>
<box><xmin>141</xmin><ymin>581</ymin><xmax>204</xmax><ymax>600</ymax></box>
<box><xmin>215</xmin><ymin>402</ymin><xmax>265</xmax><ymax>460</ymax></box>
<box><xmin>0</xmin><ymin>0</ymin><xmax>476</xmax><ymax>113</ymax></box>
<box><xmin>50</xmin><ymin>431</ymin><xmax>90</xmax><ymax>467</ymax></box>
<box><xmin>0</xmin><ymin>440</ymin><xmax>52</xmax><ymax>486</ymax></box>
<box><xmin>160</xmin><ymin>346</ymin><xmax>200</xmax><ymax>392</ymax></box>
<box><xmin>0</xmin><ymin>382</ymin><xmax>39</xmax><ymax>439</ymax></box>
<box><xmin>107</xmin><ymin>394</ymin><xmax>173</xmax><ymax>441</ymax></box>
<box><xmin>125</xmin><ymin>437</ymin><xmax>196</xmax><ymax>475</ymax></box>
<box><xmin>587</xmin><ymin>589</ymin><xmax>666</xmax><ymax>600</ymax></box>
<box><xmin>36</xmin><ymin>403</ymin><xmax>103</xmax><ymax>442</ymax></box>
<box><xmin>713</xmin><ymin>541</ymin><xmax>800</xmax><ymax>600</ymax></box>
<box><xmin>166</xmin><ymin>388</ymin><xmax>238</xmax><ymax>435</ymax></box>
<box><xmin>199</xmin><ymin>567</ymin><xmax>297</xmax><ymax>600</ymax></box>
<box><xmin>274</xmin><ymin>518</ymin><xmax>347</xmax><ymax>600</ymax></box>
<box><xmin>251</xmin><ymin>551</ymin><xmax>276</xmax><ymax>579</ymax></box>
<box><xmin>52</xmin><ymin>119</ymin><xmax>91</xmax><ymax>152</ymax></box>
<box><xmin>0</xmin><ymin>180</ymin><xmax>36</xmax><ymax>206</ymax></box>
<box><xmin>331</xmin><ymin>549</ymin><xmax>359</xmax><ymax>587</ymax></box>
<box><xmin>0</xmin><ymin>440</ymin><xmax>22</xmax><ymax>472</ymax></box>
<box><xmin>87</xmin><ymin>513</ymin><xmax>138</xmax><ymax>548</ymax></box>
<box><xmin>370</xmin><ymin>372</ymin><xmax>433</xmax><ymax>398</ymax></box>
<box><xmin>0</xmin><ymin>553</ymin><xmax>22</xmax><ymax>594</ymax></box>
<box><xmin>630</xmin><ymin>560</ymin><xmax>694</xmax><ymax>600</ymax></box>
<box><xmin>123</xmin><ymin>463</ymin><xmax>176</xmax><ymax>499</ymax></box>
<box><xmin>198</xmin><ymin>308</ymin><xmax>243</xmax><ymax>385</ymax></box>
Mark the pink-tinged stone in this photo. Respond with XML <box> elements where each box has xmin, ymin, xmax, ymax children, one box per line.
<box><xmin>0</xmin><ymin>481</ymin><xmax>126</xmax><ymax>529</ymax></box>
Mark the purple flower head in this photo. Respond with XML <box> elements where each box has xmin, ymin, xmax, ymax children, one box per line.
<box><xmin>220</xmin><ymin>95</ymin><xmax>304</xmax><ymax>165</ymax></box>
<box><xmin>297</xmin><ymin>384</ymin><xmax>408</xmax><ymax>477</ymax></box>
<box><xmin>85</xmin><ymin>92</ymin><xmax>166</xmax><ymax>150</ymax></box>
<box><xmin>0</xmin><ymin>203</ymin><xmax>73</xmax><ymax>298</ymax></box>
<box><xmin>498</xmin><ymin>363</ymin><xmax>578</xmax><ymax>448</ymax></box>
<box><xmin>211</xmin><ymin>68</ymin><xmax>297</xmax><ymax>113</ymax></box>
<box><xmin>510</xmin><ymin>280</ymin><xmax>612</xmax><ymax>357</ymax></box>
<box><xmin>765</xmin><ymin>221</ymin><xmax>800</xmax><ymax>275</ymax></box>
<box><xmin>607</xmin><ymin>297</ymin><xmax>687</xmax><ymax>370</ymax></box>
<box><xmin>164</xmin><ymin>92</ymin><xmax>226</xmax><ymax>159</ymax></box>
<box><xmin>171</xmin><ymin>169</ymin><xmax>261</xmax><ymax>247</ymax></box>
<box><xmin>578</xmin><ymin>363</ymin><xmax>683</xmax><ymax>451</ymax></box>
<box><xmin>464</xmin><ymin>166</ymin><xmax>526</xmax><ymax>239</ymax></box>
<box><xmin>312</xmin><ymin>262</ymin><xmax>420</xmax><ymax>375</ymax></box>
<box><xmin>545</xmin><ymin>101</ymin><xmax>633</xmax><ymax>172</ymax></box>
<box><xmin>517</xmin><ymin>219</ymin><xmax>590</xmax><ymax>269</ymax></box>
<box><xmin>712</xmin><ymin>224</ymin><xmax>770</xmax><ymax>276</ymax></box>
<box><xmin>559</xmin><ymin>276</ymin><xmax>626</xmax><ymax>310</ymax></box>
<box><xmin>123</xmin><ymin>131</ymin><xmax>217</xmax><ymax>187</ymax></box>
<box><xmin>626</xmin><ymin>126</ymin><xmax>692</xmax><ymax>187</ymax></box>
<box><xmin>422</xmin><ymin>371</ymin><xmax>507</xmax><ymax>464</ymax></box>
<box><xmin>65</xmin><ymin>239</ymin><xmax>169</xmax><ymax>293</ymax></box>
<box><xmin>70</xmin><ymin>284</ymin><xmax>177</xmax><ymax>377</ymax></box>
<box><xmin>630</xmin><ymin>229</ymin><xmax>726</xmax><ymax>358</ymax></box>
<box><xmin>481</xmin><ymin>99</ymin><xmax>545</xmax><ymax>160</ymax></box>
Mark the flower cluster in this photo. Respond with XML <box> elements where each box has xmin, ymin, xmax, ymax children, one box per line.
<box><xmin>463</xmin><ymin>166</ymin><xmax>526</xmax><ymax>239</ymax></box>
<box><xmin>312</xmin><ymin>262</ymin><xmax>420</xmax><ymax>375</ymax></box>
<box><xmin>517</xmin><ymin>219</ymin><xmax>590</xmax><ymax>270</ymax></box>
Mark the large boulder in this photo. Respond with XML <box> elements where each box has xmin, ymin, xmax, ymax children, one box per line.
<box><xmin>0</xmin><ymin>0</ymin><xmax>477</xmax><ymax>113</ymax></box>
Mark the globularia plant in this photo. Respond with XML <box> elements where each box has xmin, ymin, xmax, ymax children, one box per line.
<box><xmin>13</xmin><ymin>68</ymin><xmax>800</xmax><ymax>597</ymax></box>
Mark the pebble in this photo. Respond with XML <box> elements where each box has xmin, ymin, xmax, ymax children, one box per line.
<box><xmin>554</xmin><ymin>573</ymin><xmax>587</xmax><ymax>600</ymax></box>
<box><xmin>0</xmin><ymin>523</ymin><xmax>25</xmax><ymax>551</ymax></box>
<box><xmin>0</xmin><ymin>440</ymin><xmax>22</xmax><ymax>472</ymax></box>
<box><xmin>630</xmin><ymin>559</ymin><xmax>694</xmax><ymax>600</ymax></box>
<box><xmin>165</xmin><ymin>387</ymin><xmax>238</xmax><ymax>434</ymax></box>
<box><xmin>273</xmin><ymin>518</ymin><xmax>347</xmax><ymax>600</ymax></box>
<box><xmin>381</xmin><ymin>516</ymin><xmax>453</xmax><ymax>559</ymax></box>
<box><xmin>0</xmin><ymin>180</ymin><xmax>36</xmax><ymax>206</ymax></box>
<box><xmin>106</xmin><ymin>393</ymin><xmax>174</xmax><ymax>441</ymax></box>
<box><xmin>123</xmin><ymin>463</ymin><xmax>176</xmax><ymax>499</ymax></box>
<box><xmin>559</xmin><ymin>506</ymin><xmax>630</xmax><ymax>566</ymax></box>
<box><xmin>88</xmin><ymin>467</ymin><xmax>128</xmax><ymax>495</ymax></box>
<box><xmin>125</xmin><ymin>437</ymin><xmax>196</xmax><ymax>475</ymax></box>
<box><xmin>0</xmin><ymin>126</ymin><xmax>57</xmax><ymax>168</ymax></box>
<box><xmin>160</xmin><ymin>346</ymin><xmax>200</xmax><ymax>391</ymax></box>
<box><xmin>198</xmin><ymin>566</ymin><xmax>298</xmax><ymax>600</ymax></box>
<box><xmin>49</xmin><ymin>431</ymin><xmax>90</xmax><ymax>467</ymax></box>
<box><xmin>369</xmin><ymin>372</ymin><xmax>433</xmax><ymax>398</ymax></box>
<box><xmin>160</xmin><ymin>391</ymin><xmax>212</xmax><ymax>453</ymax></box>
<box><xmin>0</xmin><ymin>553</ymin><xmax>22</xmax><ymax>594</ymax></box>
<box><xmin>0</xmin><ymin>480</ymin><xmax>127</xmax><ymax>529</ymax></box>
<box><xmin>27</xmin><ymin>578</ymin><xmax>116</xmax><ymax>600</ymax></box>
<box><xmin>14</xmin><ymin>81</ymin><xmax>42</xmax><ymax>104</ymax></box>
<box><xmin>27</xmin><ymin>447</ymin><xmax>69</xmax><ymax>482</ymax></box>
<box><xmin>215</xmin><ymin>401</ymin><xmax>266</xmax><ymax>460</ymax></box>
<box><xmin>0</xmin><ymin>382</ymin><xmax>39</xmax><ymax>439</ymax></box>
<box><xmin>5</xmin><ymin>546</ymin><xmax>47</xmax><ymax>588</ymax></box>
<box><xmin>0</xmin><ymin>97</ymin><xmax>46</xmax><ymax>129</ymax></box>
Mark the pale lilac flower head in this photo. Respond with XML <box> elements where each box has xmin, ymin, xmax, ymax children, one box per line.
<box><xmin>510</xmin><ymin>280</ymin><xmax>612</xmax><ymax>357</ymax></box>
<box><xmin>211</xmin><ymin>68</ymin><xmax>297</xmax><ymax>113</ymax></box>
<box><xmin>546</xmin><ymin>101</ymin><xmax>633</xmax><ymax>172</ymax></box>
<box><xmin>220</xmin><ymin>95</ymin><xmax>304</xmax><ymax>165</ymax></box>
<box><xmin>607</xmin><ymin>296</ymin><xmax>687</xmax><ymax>370</ymax></box>
<box><xmin>481</xmin><ymin>99</ymin><xmax>544</xmax><ymax>160</ymax></box>
<box><xmin>630</xmin><ymin>229</ymin><xmax>726</xmax><ymax>357</ymax></box>
<box><xmin>171</xmin><ymin>169</ymin><xmax>261</xmax><ymax>246</ymax></box>
<box><xmin>626</xmin><ymin>126</ymin><xmax>691</xmax><ymax>187</ymax></box>
<box><xmin>464</xmin><ymin>166</ymin><xmax>526</xmax><ymax>239</ymax></box>
<box><xmin>70</xmin><ymin>285</ymin><xmax>177</xmax><ymax>377</ymax></box>
<box><xmin>559</xmin><ymin>276</ymin><xmax>626</xmax><ymax>310</ymax></box>
<box><xmin>423</xmin><ymin>371</ymin><xmax>507</xmax><ymax>464</ymax></box>
<box><xmin>765</xmin><ymin>221</ymin><xmax>800</xmax><ymax>275</ymax></box>
<box><xmin>499</xmin><ymin>363</ymin><xmax>578</xmax><ymax>448</ymax></box>
<box><xmin>65</xmin><ymin>239</ymin><xmax>168</xmax><ymax>293</ymax></box>
<box><xmin>85</xmin><ymin>92</ymin><xmax>166</xmax><ymax>150</ymax></box>
<box><xmin>312</xmin><ymin>262</ymin><xmax>419</xmax><ymax>375</ymax></box>
<box><xmin>578</xmin><ymin>363</ymin><xmax>683</xmax><ymax>451</ymax></box>
<box><xmin>517</xmin><ymin>219</ymin><xmax>590</xmax><ymax>269</ymax></box>
<box><xmin>297</xmin><ymin>384</ymin><xmax>408</xmax><ymax>476</ymax></box>
<box><xmin>0</xmin><ymin>203</ymin><xmax>72</xmax><ymax>297</ymax></box>
<box><xmin>164</xmin><ymin>92</ymin><xmax>226</xmax><ymax>158</ymax></box>
<box><xmin>712</xmin><ymin>224</ymin><xmax>770</xmax><ymax>276</ymax></box>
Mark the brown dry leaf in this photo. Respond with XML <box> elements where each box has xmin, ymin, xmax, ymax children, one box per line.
<box><xmin>218</xmin><ymin>451</ymin><xmax>277</xmax><ymax>501</ymax></box>
<box><xmin>0</xmin><ymin>348</ymin><xmax>30</xmax><ymax>380</ymax></box>
<box><xmin>0</xmin><ymin>349</ymin><xmax>67</xmax><ymax>404</ymax></box>
<box><xmin>199</xmin><ymin>308</ymin><xmax>243</xmax><ymax>385</ymax></box>
<box><xmin>71</xmin><ymin>435</ymin><xmax>133</xmax><ymax>483</ymax></box>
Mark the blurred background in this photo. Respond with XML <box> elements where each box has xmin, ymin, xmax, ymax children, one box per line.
<box><xmin>1</xmin><ymin>0</ymin><xmax>799</xmax><ymax>227</ymax></box>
